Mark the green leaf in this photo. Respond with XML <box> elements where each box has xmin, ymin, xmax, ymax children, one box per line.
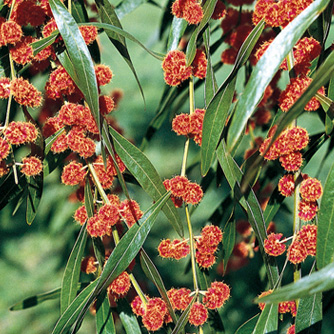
<box><xmin>109</xmin><ymin>125</ymin><xmax>183</xmax><ymax>237</ymax></box>
<box><xmin>60</xmin><ymin>223</ymin><xmax>88</xmax><ymax>314</ymax></box>
<box><xmin>26</xmin><ymin>173</ymin><xmax>43</xmax><ymax>225</ymax></box>
<box><xmin>256</xmin><ymin>262</ymin><xmax>334</xmax><ymax>304</ymax></box>
<box><xmin>216</xmin><ymin>141</ymin><xmax>279</xmax><ymax>287</ymax></box>
<box><xmin>115</xmin><ymin>0</ymin><xmax>148</xmax><ymax>19</ymax></box>
<box><xmin>96</xmin><ymin>294</ymin><xmax>115</xmax><ymax>334</ymax></box>
<box><xmin>251</xmin><ymin>303</ymin><xmax>278</xmax><ymax>334</ymax></box>
<box><xmin>31</xmin><ymin>33</ymin><xmax>57</xmax><ymax>56</ymax></box>
<box><xmin>49</xmin><ymin>0</ymin><xmax>100</xmax><ymax>130</ymax></box>
<box><xmin>296</xmin><ymin>292</ymin><xmax>322</xmax><ymax>333</ymax></box>
<box><xmin>171</xmin><ymin>295</ymin><xmax>196</xmax><ymax>334</ymax></box>
<box><xmin>186</xmin><ymin>0</ymin><xmax>218</xmax><ymax>66</ymax></box>
<box><xmin>226</xmin><ymin>0</ymin><xmax>331</xmax><ymax>152</ymax></box>
<box><xmin>167</xmin><ymin>16</ymin><xmax>187</xmax><ymax>51</ymax></box>
<box><xmin>117</xmin><ymin>299</ymin><xmax>142</xmax><ymax>334</ymax></box>
<box><xmin>0</xmin><ymin>47</ymin><xmax>10</xmax><ymax>77</ymax></box>
<box><xmin>140</xmin><ymin>249</ymin><xmax>177</xmax><ymax>324</ymax></box>
<box><xmin>316</xmin><ymin>160</ymin><xmax>334</xmax><ymax>269</ymax></box>
<box><xmin>222</xmin><ymin>218</ymin><xmax>235</xmax><ymax>272</ymax></box>
<box><xmin>201</xmin><ymin>19</ymin><xmax>265</xmax><ymax>176</ymax></box>
<box><xmin>52</xmin><ymin>279</ymin><xmax>98</xmax><ymax>334</ymax></box>
<box><xmin>235</xmin><ymin>314</ymin><xmax>260</xmax><ymax>334</ymax></box>
<box><xmin>72</xmin><ymin>192</ymin><xmax>171</xmax><ymax>333</ymax></box>
<box><xmin>10</xmin><ymin>287</ymin><xmax>62</xmax><ymax>311</ymax></box>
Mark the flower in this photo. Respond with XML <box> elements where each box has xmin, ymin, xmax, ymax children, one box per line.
<box><xmin>74</xmin><ymin>205</ymin><xmax>88</xmax><ymax>225</ymax></box>
<box><xmin>188</xmin><ymin>302</ymin><xmax>208</xmax><ymax>326</ymax></box>
<box><xmin>10</xmin><ymin>77</ymin><xmax>42</xmax><ymax>107</ymax></box>
<box><xmin>167</xmin><ymin>288</ymin><xmax>192</xmax><ymax>310</ymax></box>
<box><xmin>119</xmin><ymin>199</ymin><xmax>143</xmax><ymax>227</ymax></box>
<box><xmin>201</xmin><ymin>225</ymin><xmax>223</xmax><ymax>246</ymax></box>
<box><xmin>162</xmin><ymin>50</ymin><xmax>192</xmax><ymax>86</ymax></box>
<box><xmin>79</xmin><ymin>26</ymin><xmax>98</xmax><ymax>45</ymax></box>
<box><xmin>98</xmin><ymin>203</ymin><xmax>120</xmax><ymax>227</ymax></box>
<box><xmin>0</xmin><ymin>77</ymin><xmax>11</xmax><ymax>99</ymax></box>
<box><xmin>264</xmin><ymin>233</ymin><xmax>286</xmax><ymax>256</ymax></box>
<box><xmin>61</xmin><ymin>161</ymin><xmax>86</xmax><ymax>186</ymax></box>
<box><xmin>142</xmin><ymin>298</ymin><xmax>167</xmax><ymax>331</ymax></box>
<box><xmin>171</xmin><ymin>0</ymin><xmax>203</xmax><ymax>25</ymax></box>
<box><xmin>203</xmin><ymin>281</ymin><xmax>230</xmax><ymax>309</ymax></box>
<box><xmin>1</xmin><ymin>20</ymin><xmax>22</xmax><ymax>45</ymax></box>
<box><xmin>299</xmin><ymin>177</ymin><xmax>323</xmax><ymax>202</ymax></box>
<box><xmin>298</xmin><ymin>200</ymin><xmax>318</xmax><ymax>221</ymax></box>
<box><xmin>20</xmin><ymin>157</ymin><xmax>43</xmax><ymax>176</ymax></box>
<box><xmin>86</xmin><ymin>214</ymin><xmax>110</xmax><ymax>237</ymax></box>
<box><xmin>95</xmin><ymin>64</ymin><xmax>113</xmax><ymax>86</ymax></box>
<box><xmin>287</xmin><ymin>238</ymin><xmax>308</xmax><ymax>264</ymax></box>
<box><xmin>183</xmin><ymin>182</ymin><xmax>203</xmax><ymax>205</ymax></box>
<box><xmin>81</xmin><ymin>256</ymin><xmax>97</xmax><ymax>274</ymax></box>
<box><xmin>109</xmin><ymin>271</ymin><xmax>131</xmax><ymax>298</ymax></box>
<box><xmin>279</xmin><ymin>151</ymin><xmax>303</xmax><ymax>171</ymax></box>
<box><xmin>191</xmin><ymin>49</ymin><xmax>207</xmax><ymax>79</ymax></box>
<box><xmin>0</xmin><ymin>137</ymin><xmax>10</xmax><ymax>161</ymax></box>
<box><xmin>278</xmin><ymin>173</ymin><xmax>295</xmax><ymax>197</ymax></box>
<box><xmin>4</xmin><ymin>121</ymin><xmax>37</xmax><ymax>145</ymax></box>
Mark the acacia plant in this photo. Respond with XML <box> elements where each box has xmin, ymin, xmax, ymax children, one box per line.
<box><xmin>3</xmin><ymin>0</ymin><xmax>334</xmax><ymax>333</ymax></box>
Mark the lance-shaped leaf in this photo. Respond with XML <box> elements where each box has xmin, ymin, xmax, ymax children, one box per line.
<box><xmin>226</xmin><ymin>0</ymin><xmax>331</xmax><ymax>152</ymax></box>
<box><xmin>49</xmin><ymin>0</ymin><xmax>100</xmax><ymax>130</ymax></box>
<box><xmin>317</xmin><ymin>160</ymin><xmax>334</xmax><ymax>269</ymax></box>
<box><xmin>235</xmin><ymin>314</ymin><xmax>260</xmax><ymax>334</ymax></box>
<box><xmin>201</xmin><ymin>19</ymin><xmax>265</xmax><ymax>176</ymax></box>
<box><xmin>60</xmin><ymin>223</ymin><xmax>88</xmax><ymax>313</ymax></box>
<box><xmin>140</xmin><ymin>249</ymin><xmax>177</xmax><ymax>324</ymax></box>
<box><xmin>256</xmin><ymin>262</ymin><xmax>334</xmax><ymax>304</ymax></box>
<box><xmin>96</xmin><ymin>293</ymin><xmax>115</xmax><ymax>334</ymax></box>
<box><xmin>94</xmin><ymin>0</ymin><xmax>145</xmax><ymax>102</ymax></box>
<box><xmin>31</xmin><ymin>33</ymin><xmax>58</xmax><ymax>56</ymax></box>
<box><xmin>72</xmin><ymin>192</ymin><xmax>171</xmax><ymax>333</ymax></box>
<box><xmin>186</xmin><ymin>0</ymin><xmax>217</xmax><ymax>65</ymax></box>
<box><xmin>115</xmin><ymin>0</ymin><xmax>148</xmax><ymax>19</ymax></box>
<box><xmin>167</xmin><ymin>16</ymin><xmax>187</xmax><ymax>51</ymax></box>
<box><xmin>251</xmin><ymin>303</ymin><xmax>278</xmax><ymax>334</ymax></box>
<box><xmin>52</xmin><ymin>279</ymin><xmax>98</xmax><ymax>334</ymax></box>
<box><xmin>217</xmin><ymin>141</ymin><xmax>279</xmax><ymax>287</ymax></box>
<box><xmin>109</xmin><ymin>126</ymin><xmax>183</xmax><ymax>237</ymax></box>
<box><xmin>10</xmin><ymin>287</ymin><xmax>63</xmax><ymax>311</ymax></box>
<box><xmin>26</xmin><ymin>173</ymin><xmax>43</xmax><ymax>225</ymax></box>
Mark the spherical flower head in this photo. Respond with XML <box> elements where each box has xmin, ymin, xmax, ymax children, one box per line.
<box><xmin>189</xmin><ymin>108</ymin><xmax>205</xmax><ymax>145</ymax></box>
<box><xmin>79</xmin><ymin>25</ymin><xmax>98</xmax><ymax>45</ymax></box>
<box><xmin>287</xmin><ymin>238</ymin><xmax>308</xmax><ymax>264</ymax></box>
<box><xmin>299</xmin><ymin>177</ymin><xmax>323</xmax><ymax>202</ymax></box>
<box><xmin>189</xmin><ymin>302</ymin><xmax>208</xmax><ymax>326</ymax></box>
<box><xmin>171</xmin><ymin>239</ymin><xmax>190</xmax><ymax>259</ymax></box>
<box><xmin>195</xmin><ymin>251</ymin><xmax>216</xmax><ymax>268</ymax></box>
<box><xmin>183</xmin><ymin>182</ymin><xmax>203</xmax><ymax>205</ymax></box>
<box><xmin>169</xmin><ymin>175</ymin><xmax>189</xmax><ymax>198</ymax></box>
<box><xmin>142</xmin><ymin>298</ymin><xmax>167</xmax><ymax>331</ymax></box>
<box><xmin>298</xmin><ymin>200</ymin><xmax>318</xmax><ymax>221</ymax></box>
<box><xmin>4</xmin><ymin>121</ymin><xmax>28</xmax><ymax>145</ymax></box>
<box><xmin>287</xmin><ymin>324</ymin><xmax>295</xmax><ymax>334</ymax></box>
<box><xmin>10</xmin><ymin>77</ymin><xmax>42</xmax><ymax>107</ymax></box>
<box><xmin>81</xmin><ymin>256</ymin><xmax>97</xmax><ymax>274</ymax></box>
<box><xmin>191</xmin><ymin>49</ymin><xmax>207</xmax><ymax>79</ymax></box>
<box><xmin>51</xmin><ymin>133</ymin><xmax>68</xmax><ymax>153</ymax></box>
<box><xmin>172</xmin><ymin>113</ymin><xmax>192</xmax><ymax>136</ymax></box>
<box><xmin>109</xmin><ymin>271</ymin><xmax>131</xmax><ymax>297</ymax></box>
<box><xmin>99</xmin><ymin>95</ymin><xmax>115</xmax><ymax>115</ymax></box>
<box><xmin>162</xmin><ymin>50</ymin><xmax>192</xmax><ymax>86</ymax></box>
<box><xmin>86</xmin><ymin>214</ymin><xmax>109</xmax><ymax>237</ymax></box>
<box><xmin>119</xmin><ymin>199</ymin><xmax>143</xmax><ymax>227</ymax></box>
<box><xmin>1</xmin><ymin>20</ymin><xmax>22</xmax><ymax>45</ymax></box>
<box><xmin>163</xmin><ymin>179</ymin><xmax>183</xmax><ymax>208</ymax></box>
<box><xmin>196</xmin><ymin>238</ymin><xmax>217</xmax><ymax>255</ymax></box>
<box><xmin>298</xmin><ymin>224</ymin><xmax>317</xmax><ymax>256</ymax></box>
<box><xmin>98</xmin><ymin>203</ymin><xmax>120</xmax><ymax>227</ymax></box>
<box><xmin>167</xmin><ymin>288</ymin><xmax>192</xmax><ymax>310</ymax></box>
<box><xmin>58</xmin><ymin>103</ymin><xmax>86</xmax><ymax>126</ymax></box>
<box><xmin>232</xmin><ymin>241</ymin><xmax>250</xmax><ymax>258</ymax></box>
<box><xmin>203</xmin><ymin>281</ymin><xmax>230</xmax><ymax>309</ymax></box>
<box><xmin>279</xmin><ymin>151</ymin><xmax>303</xmax><ymax>171</ymax></box>
<box><xmin>9</xmin><ymin>35</ymin><xmax>34</xmax><ymax>65</ymax></box>
<box><xmin>42</xmin><ymin>116</ymin><xmax>64</xmax><ymax>138</ymax></box>
<box><xmin>131</xmin><ymin>295</ymin><xmax>147</xmax><ymax>316</ymax></box>
<box><xmin>42</xmin><ymin>19</ymin><xmax>58</xmax><ymax>38</ymax></box>
<box><xmin>0</xmin><ymin>77</ymin><xmax>11</xmax><ymax>99</ymax></box>
<box><xmin>74</xmin><ymin>205</ymin><xmax>88</xmax><ymax>225</ymax></box>
<box><xmin>158</xmin><ymin>239</ymin><xmax>173</xmax><ymax>258</ymax></box>
<box><xmin>0</xmin><ymin>137</ymin><xmax>10</xmax><ymax>161</ymax></box>
<box><xmin>13</xmin><ymin>1</ymin><xmax>47</xmax><ymax>27</ymax></box>
<box><xmin>278</xmin><ymin>173</ymin><xmax>295</xmax><ymax>197</ymax></box>
<box><xmin>95</xmin><ymin>64</ymin><xmax>113</xmax><ymax>86</ymax></box>
<box><xmin>172</xmin><ymin>0</ymin><xmax>203</xmax><ymax>25</ymax></box>
<box><xmin>211</xmin><ymin>0</ymin><xmax>226</xmax><ymax>20</ymax></box>
<box><xmin>279</xmin><ymin>300</ymin><xmax>297</xmax><ymax>316</ymax></box>
<box><xmin>105</xmin><ymin>153</ymin><xmax>126</xmax><ymax>176</ymax></box>
<box><xmin>201</xmin><ymin>225</ymin><xmax>223</xmax><ymax>246</ymax></box>
<box><xmin>264</xmin><ymin>233</ymin><xmax>286</xmax><ymax>256</ymax></box>
<box><xmin>66</xmin><ymin>128</ymin><xmax>96</xmax><ymax>159</ymax></box>
<box><xmin>21</xmin><ymin>156</ymin><xmax>43</xmax><ymax>176</ymax></box>
<box><xmin>61</xmin><ymin>161</ymin><xmax>86</xmax><ymax>186</ymax></box>
<box><xmin>259</xmin><ymin>137</ymin><xmax>280</xmax><ymax>160</ymax></box>
<box><xmin>287</xmin><ymin>126</ymin><xmax>309</xmax><ymax>152</ymax></box>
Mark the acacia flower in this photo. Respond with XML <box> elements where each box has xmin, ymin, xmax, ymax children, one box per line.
<box><xmin>0</xmin><ymin>138</ymin><xmax>10</xmax><ymax>161</ymax></box>
<box><xmin>157</xmin><ymin>239</ymin><xmax>190</xmax><ymax>259</ymax></box>
<box><xmin>170</xmin><ymin>175</ymin><xmax>190</xmax><ymax>197</ymax></box>
<box><xmin>119</xmin><ymin>199</ymin><xmax>143</xmax><ymax>227</ymax></box>
<box><xmin>183</xmin><ymin>182</ymin><xmax>203</xmax><ymax>205</ymax></box>
<box><xmin>142</xmin><ymin>298</ymin><xmax>167</xmax><ymax>331</ymax></box>
<box><xmin>99</xmin><ymin>95</ymin><xmax>115</xmax><ymax>115</ymax></box>
<box><xmin>95</xmin><ymin>64</ymin><xmax>113</xmax><ymax>86</ymax></box>
<box><xmin>191</xmin><ymin>49</ymin><xmax>207</xmax><ymax>79</ymax></box>
<box><xmin>299</xmin><ymin>177</ymin><xmax>323</xmax><ymax>202</ymax></box>
<box><xmin>162</xmin><ymin>50</ymin><xmax>192</xmax><ymax>86</ymax></box>
<box><xmin>0</xmin><ymin>77</ymin><xmax>11</xmax><ymax>99</ymax></box>
<box><xmin>4</xmin><ymin>121</ymin><xmax>37</xmax><ymax>145</ymax></box>
<box><xmin>171</xmin><ymin>0</ymin><xmax>204</xmax><ymax>25</ymax></box>
<box><xmin>81</xmin><ymin>256</ymin><xmax>97</xmax><ymax>274</ymax></box>
<box><xmin>279</xmin><ymin>151</ymin><xmax>303</xmax><ymax>171</ymax></box>
<box><xmin>20</xmin><ymin>156</ymin><xmax>43</xmax><ymax>176</ymax></box>
<box><xmin>79</xmin><ymin>26</ymin><xmax>98</xmax><ymax>45</ymax></box>
<box><xmin>201</xmin><ymin>225</ymin><xmax>223</xmax><ymax>246</ymax></box>
<box><xmin>299</xmin><ymin>224</ymin><xmax>317</xmax><ymax>256</ymax></box>
<box><xmin>264</xmin><ymin>233</ymin><xmax>286</xmax><ymax>256</ymax></box>
<box><xmin>12</xmin><ymin>1</ymin><xmax>46</xmax><ymax>27</ymax></box>
<box><xmin>86</xmin><ymin>214</ymin><xmax>110</xmax><ymax>237</ymax></box>
<box><xmin>92</xmin><ymin>156</ymin><xmax>114</xmax><ymax>189</ymax></box>
<box><xmin>10</xmin><ymin>77</ymin><xmax>42</xmax><ymax>107</ymax></box>
<box><xmin>298</xmin><ymin>200</ymin><xmax>318</xmax><ymax>221</ymax></box>
<box><xmin>203</xmin><ymin>281</ymin><xmax>230</xmax><ymax>309</ymax></box>
<box><xmin>188</xmin><ymin>302</ymin><xmax>208</xmax><ymax>326</ymax></box>
<box><xmin>9</xmin><ymin>36</ymin><xmax>34</xmax><ymax>65</ymax></box>
<box><xmin>278</xmin><ymin>173</ymin><xmax>295</xmax><ymax>197</ymax></box>
<box><xmin>109</xmin><ymin>271</ymin><xmax>131</xmax><ymax>298</ymax></box>
<box><xmin>195</xmin><ymin>251</ymin><xmax>216</xmax><ymax>268</ymax></box>
<box><xmin>74</xmin><ymin>205</ymin><xmax>88</xmax><ymax>225</ymax></box>
<box><xmin>61</xmin><ymin>161</ymin><xmax>86</xmax><ymax>186</ymax></box>
<box><xmin>172</xmin><ymin>114</ymin><xmax>192</xmax><ymax>136</ymax></box>
<box><xmin>287</xmin><ymin>324</ymin><xmax>295</xmax><ymax>334</ymax></box>
<box><xmin>167</xmin><ymin>288</ymin><xmax>192</xmax><ymax>310</ymax></box>
<box><xmin>1</xmin><ymin>20</ymin><xmax>22</xmax><ymax>45</ymax></box>
<box><xmin>98</xmin><ymin>203</ymin><xmax>120</xmax><ymax>227</ymax></box>
<box><xmin>287</xmin><ymin>238</ymin><xmax>308</xmax><ymax>264</ymax></box>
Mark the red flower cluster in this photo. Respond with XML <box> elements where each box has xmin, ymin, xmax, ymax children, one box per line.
<box><xmin>264</xmin><ymin>233</ymin><xmax>286</xmax><ymax>256</ymax></box>
<box><xmin>203</xmin><ymin>281</ymin><xmax>230</xmax><ymax>309</ymax></box>
<box><xmin>259</xmin><ymin>126</ymin><xmax>309</xmax><ymax>171</ymax></box>
<box><xmin>163</xmin><ymin>175</ymin><xmax>203</xmax><ymax>206</ymax></box>
<box><xmin>172</xmin><ymin>108</ymin><xmax>206</xmax><ymax>146</ymax></box>
<box><xmin>287</xmin><ymin>224</ymin><xmax>317</xmax><ymax>264</ymax></box>
<box><xmin>20</xmin><ymin>156</ymin><xmax>43</xmax><ymax>176</ymax></box>
<box><xmin>278</xmin><ymin>173</ymin><xmax>295</xmax><ymax>197</ymax></box>
<box><xmin>81</xmin><ymin>255</ymin><xmax>97</xmax><ymax>274</ymax></box>
<box><xmin>10</xmin><ymin>77</ymin><xmax>42</xmax><ymax>107</ymax></box>
<box><xmin>108</xmin><ymin>271</ymin><xmax>131</xmax><ymax>300</ymax></box>
<box><xmin>189</xmin><ymin>302</ymin><xmax>208</xmax><ymax>326</ymax></box>
<box><xmin>258</xmin><ymin>289</ymin><xmax>296</xmax><ymax>316</ymax></box>
<box><xmin>4</xmin><ymin>121</ymin><xmax>38</xmax><ymax>145</ymax></box>
<box><xmin>195</xmin><ymin>225</ymin><xmax>223</xmax><ymax>268</ymax></box>
<box><xmin>167</xmin><ymin>288</ymin><xmax>192</xmax><ymax>310</ymax></box>
<box><xmin>158</xmin><ymin>239</ymin><xmax>190</xmax><ymax>259</ymax></box>
<box><xmin>171</xmin><ymin>0</ymin><xmax>203</xmax><ymax>25</ymax></box>
<box><xmin>61</xmin><ymin>161</ymin><xmax>87</xmax><ymax>186</ymax></box>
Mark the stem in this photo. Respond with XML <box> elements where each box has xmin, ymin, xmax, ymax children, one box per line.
<box><xmin>293</xmin><ymin>173</ymin><xmax>301</xmax><ymax>283</ymax></box>
<box><xmin>88</xmin><ymin>163</ymin><xmax>109</xmax><ymax>203</ymax></box>
<box><xmin>180</xmin><ymin>139</ymin><xmax>190</xmax><ymax>177</ymax></box>
<box><xmin>185</xmin><ymin>205</ymin><xmax>198</xmax><ymax>291</ymax></box>
<box><xmin>68</xmin><ymin>0</ymin><xmax>72</xmax><ymax>14</ymax></box>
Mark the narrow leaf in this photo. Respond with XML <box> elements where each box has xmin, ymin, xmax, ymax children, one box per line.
<box><xmin>256</xmin><ymin>262</ymin><xmax>334</xmax><ymax>304</ymax></box>
<box><xmin>296</xmin><ymin>292</ymin><xmax>322</xmax><ymax>333</ymax></box>
<box><xmin>10</xmin><ymin>287</ymin><xmax>62</xmax><ymax>311</ymax></box>
<box><xmin>96</xmin><ymin>294</ymin><xmax>115</xmax><ymax>334</ymax></box>
<box><xmin>226</xmin><ymin>0</ymin><xmax>331</xmax><ymax>152</ymax></box>
<box><xmin>109</xmin><ymin>126</ymin><xmax>183</xmax><ymax>237</ymax></box>
<box><xmin>72</xmin><ymin>192</ymin><xmax>171</xmax><ymax>333</ymax></box>
<box><xmin>117</xmin><ymin>299</ymin><xmax>142</xmax><ymax>334</ymax></box>
<box><xmin>167</xmin><ymin>16</ymin><xmax>187</xmax><ymax>51</ymax></box>
<box><xmin>251</xmin><ymin>303</ymin><xmax>278</xmax><ymax>334</ymax></box>
<box><xmin>115</xmin><ymin>0</ymin><xmax>148</xmax><ymax>19</ymax></box>
<box><xmin>31</xmin><ymin>33</ymin><xmax>57</xmax><ymax>56</ymax></box>
<box><xmin>316</xmin><ymin>160</ymin><xmax>334</xmax><ymax>269</ymax></box>
<box><xmin>60</xmin><ymin>223</ymin><xmax>88</xmax><ymax>313</ymax></box>
<box><xmin>235</xmin><ymin>314</ymin><xmax>260</xmax><ymax>334</ymax></box>
<box><xmin>26</xmin><ymin>174</ymin><xmax>43</xmax><ymax>225</ymax></box>
<box><xmin>222</xmin><ymin>219</ymin><xmax>236</xmax><ymax>272</ymax></box>
<box><xmin>49</xmin><ymin>0</ymin><xmax>100</xmax><ymax>130</ymax></box>
<box><xmin>171</xmin><ymin>295</ymin><xmax>196</xmax><ymax>334</ymax></box>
